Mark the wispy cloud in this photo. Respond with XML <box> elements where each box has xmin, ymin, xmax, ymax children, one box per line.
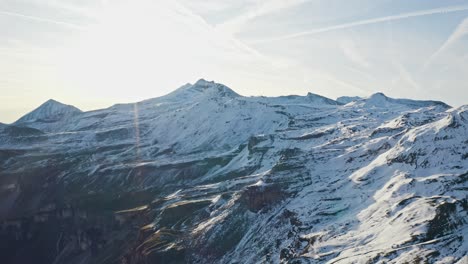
<box><xmin>254</xmin><ymin>5</ymin><xmax>468</xmax><ymax>43</ymax></box>
<box><xmin>168</xmin><ymin>1</ymin><xmax>269</xmax><ymax>62</ymax></box>
<box><xmin>305</xmin><ymin>69</ymin><xmax>369</xmax><ymax>95</ymax></box>
<box><xmin>391</xmin><ymin>60</ymin><xmax>422</xmax><ymax>92</ymax></box>
<box><xmin>422</xmin><ymin>17</ymin><xmax>468</xmax><ymax>70</ymax></box>
<box><xmin>340</xmin><ymin>39</ymin><xmax>371</xmax><ymax>68</ymax></box>
<box><xmin>0</xmin><ymin>10</ymin><xmax>85</xmax><ymax>30</ymax></box>
<box><xmin>17</xmin><ymin>0</ymin><xmax>99</xmax><ymax>18</ymax></box>
<box><xmin>217</xmin><ymin>0</ymin><xmax>308</xmax><ymax>35</ymax></box>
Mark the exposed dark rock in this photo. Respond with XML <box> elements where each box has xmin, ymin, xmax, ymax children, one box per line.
<box><xmin>240</xmin><ymin>184</ymin><xmax>284</xmax><ymax>212</ymax></box>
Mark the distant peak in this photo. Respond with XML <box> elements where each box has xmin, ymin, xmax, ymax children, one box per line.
<box><xmin>363</xmin><ymin>92</ymin><xmax>450</xmax><ymax>109</ymax></box>
<box><xmin>15</xmin><ymin>99</ymin><xmax>81</xmax><ymax>124</ymax></box>
<box><xmin>157</xmin><ymin>79</ymin><xmax>241</xmax><ymax>103</ymax></box>
<box><xmin>365</xmin><ymin>92</ymin><xmax>390</xmax><ymax>105</ymax></box>
<box><xmin>194</xmin><ymin>78</ymin><xmax>215</xmax><ymax>86</ymax></box>
<box><xmin>44</xmin><ymin>99</ymin><xmax>61</xmax><ymax>104</ymax></box>
<box><xmin>190</xmin><ymin>79</ymin><xmax>240</xmax><ymax>98</ymax></box>
<box><xmin>306</xmin><ymin>92</ymin><xmax>342</xmax><ymax>105</ymax></box>
<box><xmin>37</xmin><ymin>99</ymin><xmax>81</xmax><ymax>111</ymax></box>
<box><xmin>369</xmin><ymin>92</ymin><xmax>388</xmax><ymax>99</ymax></box>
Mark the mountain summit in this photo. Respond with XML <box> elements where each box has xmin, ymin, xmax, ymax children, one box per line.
<box><xmin>306</xmin><ymin>92</ymin><xmax>342</xmax><ymax>105</ymax></box>
<box><xmin>362</xmin><ymin>92</ymin><xmax>451</xmax><ymax>108</ymax></box>
<box><xmin>190</xmin><ymin>78</ymin><xmax>240</xmax><ymax>98</ymax></box>
<box><xmin>15</xmin><ymin>99</ymin><xmax>81</xmax><ymax>124</ymax></box>
<box><xmin>177</xmin><ymin>79</ymin><xmax>240</xmax><ymax>98</ymax></box>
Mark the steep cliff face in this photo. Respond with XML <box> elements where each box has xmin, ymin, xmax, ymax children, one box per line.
<box><xmin>0</xmin><ymin>80</ymin><xmax>466</xmax><ymax>264</ymax></box>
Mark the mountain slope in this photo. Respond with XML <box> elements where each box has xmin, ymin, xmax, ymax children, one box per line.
<box><xmin>0</xmin><ymin>80</ymin><xmax>466</xmax><ymax>264</ymax></box>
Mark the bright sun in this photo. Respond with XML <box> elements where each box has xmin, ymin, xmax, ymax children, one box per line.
<box><xmin>57</xmin><ymin>1</ymin><xmax>226</xmax><ymax>102</ymax></box>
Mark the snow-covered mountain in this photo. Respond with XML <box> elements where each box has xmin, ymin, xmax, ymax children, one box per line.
<box><xmin>0</xmin><ymin>80</ymin><xmax>466</xmax><ymax>264</ymax></box>
<box><xmin>14</xmin><ymin>99</ymin><xmax>82</xmax><ymax>131</ymax></box>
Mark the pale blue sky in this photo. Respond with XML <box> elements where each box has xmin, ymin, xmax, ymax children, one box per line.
<box><xmin>1</xmin><ymin>0</ymin><xmax>467</xmax><ymax>123</ymax></box>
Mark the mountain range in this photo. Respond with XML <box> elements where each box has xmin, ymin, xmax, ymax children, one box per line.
<box><xmin>0</xmin><ymin>79</ymin><xmax>466</xmax><ymax>264</ymax></box>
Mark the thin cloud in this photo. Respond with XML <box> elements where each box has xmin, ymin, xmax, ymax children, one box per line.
<box><xmin>169</xmin><ymin>1</ymin><xmax>270</xmax><ymax>63</ymax></box>
<box><xmin>392</xmin><ymin>60</ymin><xmax>422</xmax><ymax>92</ymax></box>
<box><xmin>254</xmin><ymin>5</ymin><xmax>468</xmax><ymax>43</ymax></box>
<box><xmin>306</xmin><ymin>69</ymin><xmax>369</xmax><ymax>94</ymax></box>
<box><xmin>217</xmin><ymin>0</ymin><xmax>308</xmax><ymax>35</ymax></box>
<box><xmin>422</xmin><ymin>17</ymin><xmax>468</xmax><ymax>70</ymax></box>
<box><xmin>17</xmin><ymin>0</ymin><xmax>99</xmax><ymax>19</ymax></box>
<box><xmin>0</xmin><ymin>10</ymin><xmax>85</xmax><ymax>30</ymax></box>
<box><xmin>340</xmin><ymin>39</ymin><xmax>371</xmax><ymax>69</ymax></box>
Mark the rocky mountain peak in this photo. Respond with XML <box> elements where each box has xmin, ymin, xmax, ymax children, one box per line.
<box><xmin>191</xmin><ymin>79</ymin><xmax>240</xmax><ymax>98</ymax></box>
<box><xmin>368</xmin><ymin>92</ymin><xmax>388</xmax><ymax>102</ymax></box>
<box><xmin>15</xmin><ymin>99</ymin><xmax>82</xmax><ymax>124</ymax></box>
<box><xmin>362</xmin><ymin>92</ymin><xmax>450</xmax><ymax>109</ymax></box>
<box><xmin>306</xmin><ymin>92</ymin><xmax>342</xmax><ymax>105</ymax></box>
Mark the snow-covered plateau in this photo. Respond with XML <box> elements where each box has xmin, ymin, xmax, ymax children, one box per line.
<box><xmin>0</xmin><ymin>79</ymin><xmax>466</xmax><ymax>264</ymax></box>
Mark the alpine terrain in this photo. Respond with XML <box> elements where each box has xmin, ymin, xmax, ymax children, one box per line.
<box><xmin>0</xmin><ymin>79</ymin><xmax>466</xmax><ymax>264</ymax></box>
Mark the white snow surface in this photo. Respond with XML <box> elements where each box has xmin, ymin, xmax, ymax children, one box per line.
<box><xmin>1</xmin><ymin>79</ymin><xmax>466</xmax><ymax>263</ymax></box>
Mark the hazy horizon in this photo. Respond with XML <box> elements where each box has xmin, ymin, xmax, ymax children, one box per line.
<box><xmin>1</xmin><ymin>77</ymin><xmax>462</xmax><ymax>124</ymax></box>
<box><xmin>1</xmin><ymin>0</ymin><xmax>468</xmax><ymax>123</ymax></box>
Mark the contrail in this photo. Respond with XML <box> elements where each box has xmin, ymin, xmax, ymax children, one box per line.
<box><xmin>422</xmin><ymin>17</ymin><xmax>468</xmax><ymax>70</ymax></box>
<box><xmin>254</xmin><ymin>5</ymin><xmax>468</xmax><ymax>43</ymax></box>
<box><xmin>0</xmin><ymin>10</ymin><xmax>85</xmax><ymax>30</ymax></box>
<box><xmin>218</xmin><ymin>0</ymin><xmax>309</xmax><ymax>35</ymax></box>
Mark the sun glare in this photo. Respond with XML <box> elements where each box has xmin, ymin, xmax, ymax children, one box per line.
<box><xmin>1</xmin><ymin>0</ymin><xmax>467</xmax><ymax>123</ymax></box>
<box><xmin>58</xmin><ymin>1</ymin><xmax>214</xmax><ymax>101</ymax></box>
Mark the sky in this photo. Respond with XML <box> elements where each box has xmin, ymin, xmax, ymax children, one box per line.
<box><xmin>1</xmin><ymin>0</ymin><xmax>467</xmax><ymax>123</ymax></box>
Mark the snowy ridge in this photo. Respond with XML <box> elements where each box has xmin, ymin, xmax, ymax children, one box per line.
<box><xmin>352</xmin><ymin>92</ymin><xmax>451</xmax><ymax>109</ymax></box>
<box><xmin>0</xmin><ymin>80</ymin><xmax>466</xmax><ymax>264</ymax></box>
